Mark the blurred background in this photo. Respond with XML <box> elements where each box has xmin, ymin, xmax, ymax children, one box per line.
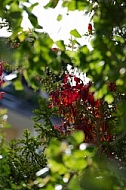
<box><xmin>0</xmin><ymin>70</ymin><xmax>39</xmax><ymax>142</ymax></box>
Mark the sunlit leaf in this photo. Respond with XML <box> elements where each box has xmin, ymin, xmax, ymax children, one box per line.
<box><xmin>28</xmin><ymin>2</ymin><xmax>39</xmax><ymax>12</ymax></box>
<box><xmin>62</xmin><ymin>1</ymin><xmax>87</xmax><ymax>11</ymax></box>
<box><xmin>72</xmin><ymin>131</ymin><xmax>85</xmax><ymax>144</ymax></box>
<box><xmin>104</xmin><ymin>94</ymin><xmax>114</xmax><ymax>104</ymax></box>
<box><xmin>70</xmin><ymin>29</ymin><xmax>81</xmax><ymax>38</ymax></box>
<box><xmin>44</xmin><ymin>0</ymin><xmax>59</xmax><ymax>8</ymax></box>
<box><xmin>13</xmin><ymin>80</ymin><xmax>23</xmax><ymax>91</ymax></box>
<box><xmin>63</xmin><ymin>154</ymin><xmax>87</xmax><ymax>171</ymax></box>
<box><xmin>57</xmin><ymin>14</ymin><xmax>63</xmax><ymax>21</ymax></box>
<box><xmin>55</xmin><ymin>40</ymin><xmax>65</xmax><ymax>50</ymax></box>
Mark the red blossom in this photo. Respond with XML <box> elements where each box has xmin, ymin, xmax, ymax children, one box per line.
<box><xmin>49</xmin><ymin>74</ymin><xmax>114</xmax><ymax>144</ymax></box>
<box><xmin>74</xmin><ymin>76</ymin><xmax>81</xmax><ymax>84</ymax></box>
<box><xmin>52</xmin><ymin>48</ymin><xmax>59</xmax><ymax>53</ymax></box>
<box><xmin>88</xmin><ymin>23</ymin><xmax>92</xmax><ymax>34</ymax></box>
<box><xmin>0</xmin><ymin>92</ymin><xmax>5</xmax><ymax>99</ymax></box>
<box><xmin>63</xmin><ymin>74</ymin><xmax>69</xmax><ymax>83</ymax></box>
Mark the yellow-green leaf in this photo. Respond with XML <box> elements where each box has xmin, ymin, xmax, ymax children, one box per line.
<box><xmin>57</xmin><ymin>14</ymin><xmax>63</xmax><ymax>21</ymax></box>
<box><xmin>13</xmin><ymin>80</ymin><xmax>23</xmax><ymax>91</ymax></box>
<box><xmin>55</xmin><ymin>40</ymin><xmax>65</xmax><ymax>50</ymax></box>
<box><xmin>70</xmin><ymin>29</ymin><xmax>82</xmax><ymax>38</ymax></box>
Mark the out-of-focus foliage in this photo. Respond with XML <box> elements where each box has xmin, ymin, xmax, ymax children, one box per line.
<box><xmin>0</xmin><ymin>0</ymin><xmax>41</xmax><ymax>34</ymax></box>
<box><xmin>44</xmin><ymin>0</ymin><xmax>126</xmax><ymax>131</ymax></box>
<box><xmin>0</xmin><ymin>0</ymin><xmax>126</xmax><ymax>96</ymax></box>
<box><xmin>35</xmin><ymin>131</ymin><xmax>126</xmax><ymax>190</ymax></box>
<box><xmin>45</xmin><ymin>0</ymin><xmax>126</xmax><ymax>97</ymax></box>
<box><xmin>0</xmin><ymin>108</ymin><xmax>10</xmax><ymax>189</ymax></box>
<box><xmin>0</xmin><ymin>0</ymin><xmax>126</xmax><ymax>189</ymax></box>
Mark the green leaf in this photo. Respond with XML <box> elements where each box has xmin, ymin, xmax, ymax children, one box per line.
<box><xmin>63</xmin><ymin>154</ymin><xmax>87</xmax><ymax>171</ymax></box>
<box><xmin>10</xmin><ymin>11</ymin><xmax>21</xmax><ymax>19</ymax></box>
<box><xmin>23</xmin><ymin>5</ymin><xmax>42</xmax><ymax>29</ymax></box>
<box><xmin>94</xmin><ymin>84</ymin><xmax>108</xmax><ymax>99</ymax></box>
<box><xmin>44</xmin><ymin>0</ymin><xmax>59</xmax><ymax>8</ymax></box>
<box><xmin>104</xmin><ymin>94</ymin><xmax>114</xmax><ymax>104</ymax></box>
<box><xmin>13</xmin><ymin>80</ymin><xmax>23</xmax><ymax>91</ymax></box>
<box><xmin>57</xmin><ymin>14</ymin><xmax>63</xmax><ymax>21</ymax></box>
<box><xmin>49</xmin><ymin>159</ymin><xmax>67</xmax><ymax>174</ymax></box>
<box><xmin>62</xmin><ymin>1</ymin><xmax>87</xmax><ymax>11</ymax></box>
<box><xmin>55</xmin><ymin>40</ymin><xmax>65</xmax><ymax>50</ymax></box>
<box><xmin>23</xmin><ymin>69</ymin><xmax>29</xmax><ymax>83</ymax></box>
<box><xmin>28</xmin><ymin>3</ymin><xmax>39</xmax><ymax>12</ymax></box>
<box><xmin>28</xmin><ymin>13</ymin><xmax>39</xmax><ymax>28</ymax></box>
<box><xmin>68</xmin><ymin>176</ymin><xmax>82</xmax><ymax>190</ymax></box>
<box><xmin>72</xmin><ymin>131</ymin><xmax>85</xmax><ymax>144</ymax></box>
<box><xmin>70</xmin><ymin>29</ymin><xmax>82</xmax><ymax>38</ymax></box>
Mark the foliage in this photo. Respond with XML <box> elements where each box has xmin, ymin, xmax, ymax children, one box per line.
<box><xmin>0</xmin><ymin>0</ymin><xmax>126</xmax><ymax>189</ymax></box>
<box><xmin>35</xmin><ymin>131</ymin><xmax>126</xmax><ymax>190</ymax></box>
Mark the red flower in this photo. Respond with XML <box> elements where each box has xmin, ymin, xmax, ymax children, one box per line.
<box><xmin>88</xmin><ymin>23</ymin><xmax>92</xmax><ymax>35</ymax></box>
<box><xmin>63</xmin><ymin>74</ymin><xmax>69</xmax><ymax>83</ymax></box>
<box><xmin>52</xmin><ymin>48</ymin><xmax>59</xmax><ymax>52</ymax></box>
<box><xmin>74</xmin><ymin>76</ymin><xmax>81</xmax><ymax>84</ymax></box>
<box><xmin>49</xmin><ymin>74</ymin><xmax>114</xmax><ymax>144</ymax></box>
<box><xmin>0</xmin><ymin>92</ymin><xmax>5</xmax><ymax>99</ymax></box>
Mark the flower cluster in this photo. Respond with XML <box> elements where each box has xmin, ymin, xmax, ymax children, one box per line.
<box><xmin>49</xmin><ymin>74</ymin><xmax>115</xmax><ymax>144</ymax></box>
